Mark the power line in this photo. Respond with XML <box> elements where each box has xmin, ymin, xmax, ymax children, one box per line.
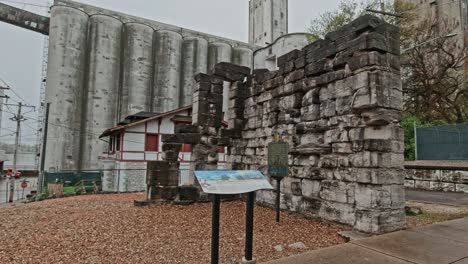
<box><xmin>0</xmin><ymin>77</ymin><xmax>36</xmax><ymax>107</ymax></box>
<box><xmin>0</xmin><ymin>0</ymin><xmax>49</xmax><ymax>8</ymax></box>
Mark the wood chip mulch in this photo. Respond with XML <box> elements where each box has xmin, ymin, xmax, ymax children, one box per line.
<box><xmin>0</xmin><ymin>193</ymin><xmax>345</xmax><ymax>263</ymax></box>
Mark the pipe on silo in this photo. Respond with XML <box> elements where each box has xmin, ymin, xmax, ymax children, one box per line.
<box><xmin>152</xmin><ymin>30</ymin><xmax>183</xmax><ymax>113</ymax></box>
<box><xmin>120</xmin><ymin>23</ymin><xmax>155</xmax><ymax>118</ymax></box>
<box><xmin>208</xmin><ymin>42</ymin><xmax>232</xmax><ymax>116</ymax></box>
<box><xmin>81</xmin><ymin>14</ymin><xmax>123</xmax><ymax>170</ymax></box>
<box><xmin>180</xmin><ymin>37</ymin><xmax>208</xmax><ymax>107</ymax></box>
<box><xmin>45</xmin><ymin>6</ymin><xmax>89</xmax><ymax>171</ymax></box>
<box><xmin>232</xmin><ymin>47</ymin><xmax>254</xmax><ymax>69</ymax></box>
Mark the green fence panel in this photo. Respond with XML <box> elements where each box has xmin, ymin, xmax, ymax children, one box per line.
<box><xmin>43</xmin><ymin>171</ymin><xmax>103</xmax><ymax>189</ymax></box>
<box><xmin>416</xmin><ymin>123</ymin><xmax>468</xmax><ymax>160</ymax></box>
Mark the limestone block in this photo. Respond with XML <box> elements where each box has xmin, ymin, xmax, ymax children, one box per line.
<box><xmin>318</xmin><ymin>200</ymin><xmax>356</xmax><ymax>226</ymax></box>
<box><xmin>324</xmin><ymin>129</ymin><xmax>349</xmax><ymax>144</ymax></box>
<box><xmin>299</xmin><ymin>133</ymin><xmax>324</xmax><ymax>146</ymax></box>
<box><xmin>430</xmin><ymin>182</ymin><xmax>456</xmax><ymax>192</ymax></box>
<box><xmin>301</xmin><ymin>105</ymin><xmax>321</xmax><ymax>121</ymax></box>
<box><xmin>354</xmin><ymin>168</ymin><xmax>405</xmax><ymax>185</ymax></box>
<box><xmin>305</xmin><ymin>58</ymin><xmax>333</xmax><ymax>75</ymax></box>
<box><xmin>439</xmin><ymin>170</ymin><xmax>468</xmax><ymax>183</ymax></box>
<box><xmin>304</xmin><ymin>77</ymin><xmax>317</xmax><ymax>91</ymax></box>
<box><xmin>348</xmin><ymin>51</ymin><xmax>400</xmax><ymax>72</ymax></box>
<box><xmin>456</xmin><ymin>184</ymin><xmax>468</xmax><ymax>193</ymax></box>
<box><xmin>213</xmin><ymin>62</ymin><xmax>251</xmax><ymax>81</ymax></box>
<box><xmin>404</xmin><ymin>179</ymin><xmax>415</xmax><ymax>188</ymax></box>
<box><xmin>414</xmin><ymin>180</ymin><xmax>430</xmax><ymax>190</ymax></box>
<box><xmin>293</xmin><ymin>155</ymin><xmax>320</xmax><ymax>167</ymax></box>
<box><xmin>336</xmin><ymin>96</ymin><xmax>352</xmax><ymax>115</ymax></box>
<box><xmin>352</xmin><ymin>139</ymin><xmax>404</xmax><ymax>153</ymax></box>
<box><xmin>277</xmin><ymin>49</ymin><xmax>301</xmax><ymax>67</ymax></box>
<box><xmin>178</xmin><ymin>186</ymin><xmax>199</xmax><ymax>201</ymax></box>
<box><xmin>284</xmin><ymin>69</ymin><xmax>305</xmax><ymax>84</ymax></box>
<box><xmin>320</xmin><ymin>100</ymin><xmax>336</xmax><ymax>118</ymax></box>
<box><xmin>302</xmin><ymin>88</ymin><xmax>320</xmax><ymax>106</ymax></box>
<box><xmin>153</xmin><ymin>186</ymin><xmax>179</xmax><ymax>201</ymax></box>
<box><xmin>363</xmin><ymin>125</ymin><xmax>403</xmax><ymax>141</ymax></box>
<box><xmin>320</xmin><ymin>180</ymin><xmax>355</xmax><ymax>204</ymax></box>
<box><xmin>355</xmin><ymin>184</ymin><xmax>404</xmax><ymax>210</ymax></box>
<box><xmin>264</xmin><ymin>76</ymin><xmax>284</xmax><ymax>90</ymax></box>
<box><xmin>349</xmin><ymin>151</ymin><xmax>379</xmax><ymax>168</ymax></box>
<box><xmin>332</xmin><ymin>143</ymin><xmax>353</xmax><ymax>154</ymax></box>
<box><xmin>325</xmin><ymin>14</ymin><xmax>384</xmax><ymax>42</ymax></box>
<box><xmin>354</xmin><ymin>209</ymin><xmax>405</xmax><ymax>234</ymax></box>
<box><xmin>319</xmin><ymin>85</ymin><xmax>336</xmax><ymax>101</ymax></box>
<box><xmin>295</xmin><ymin>56</ymin><xmax>306</xmax><ymax>69</ymax></box>
<box><xmin>302</xmin><ymin>179</ymin><xmax>322</xmax><ymax>198</ymax></box>
<box><xmin>279</xmin><ymin>93</ymin><xmax>303</xmax><ymax>111</ymax></box>
<box><xmin>319</xmin><ymin>155</ymin><xmax>349</xmax><ymax>168</ymax></box>
<box><xmin>379</xmin><ymin>153</ymin><xmax>404</xmax><ymax>168</ymax></box>
<box><xmin>316</xmin><ymin>70</ymin><xmax>346</xmax><ymax>86</ymax></box>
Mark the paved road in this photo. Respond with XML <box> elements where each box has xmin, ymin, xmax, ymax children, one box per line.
<box><xmin>406</xmin><ymin>189</ymin><xmax>468</xmax><ymax>206</ymax></box>
<box><xmin>265</xmin><ymin>218</ymin><xmax>468</xmax><ymax>264</ymax></box>
<box><xmin>0</xmin><ymin>177</ymin><xmax>37</xmax><ymax>204</ymax></box>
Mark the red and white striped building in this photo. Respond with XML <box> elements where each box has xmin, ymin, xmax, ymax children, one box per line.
<box><xmin>99</xmin><ymin>106</ymin><xmax>227</xmax><ymax>192</ymax></box>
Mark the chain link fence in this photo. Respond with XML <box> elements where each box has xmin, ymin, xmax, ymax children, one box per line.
<box><xmin>416</xmin><ymin>123</ymin><xmax>468</xmax><ymax>160</ymax></box>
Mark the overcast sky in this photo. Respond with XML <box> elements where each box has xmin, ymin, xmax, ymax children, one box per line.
<box><xmin>0</xmin><ymin>0</ymin><xmax>341</xmax><ymax>144</ymax></box>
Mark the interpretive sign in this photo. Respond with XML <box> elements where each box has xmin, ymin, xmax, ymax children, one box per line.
<box><xmin>268</xmin><ymin>142</ymin><xmax>289</xmax><ymax>178</ymax></box>
<box><xmin>194</xmin><ymin>170</ymin><xmax>273</xmax><ymax>195</ymax></box>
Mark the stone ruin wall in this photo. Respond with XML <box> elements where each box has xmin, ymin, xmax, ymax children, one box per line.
<box><xmin>145</xmin><ymin>15</ymin><xmax>406</xmax><ymax>234</ymax></box>
<box><xmin>224</xmin><ymin>15</ymin><xmax>405</xmax><ymax>234</ymax></box>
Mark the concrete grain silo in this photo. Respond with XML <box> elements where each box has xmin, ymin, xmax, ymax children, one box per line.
<box><xmin>232</xmin><ymin>47</ymin><xmax>254</xmax><ymax>69</ymax></box>
<box><xmin>45</xmin><ymin>5</ymin><xmax>88</xmax><ymax>171</ymax></box>
<box><xmin>152</xmin><ymin>30</ymin><xmax>183</xmax><ymax>113</ymax></box>
<box><xmin>120</xmin><ymin>22</ymin><xmax>155</xmax><ymax>119</ymax></box>
<box><xmin>180</xmin><ymin>37</ymin><xmax>208</xmax><ymax>107</ymax></box>
<box><xmin>80</xmin><ymin>15</ymin><xmax>123</xmax><ymax>170</ymax></box>
<box><xmin>208</xmin><ymin>42</ymin><xmax>232</xmax><ymax>115</ymax></box>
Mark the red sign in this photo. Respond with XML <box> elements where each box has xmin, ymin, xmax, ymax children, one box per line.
<box><xmin>21</xmin><ymin>182</ymin><xmax>27</xmax><ymax>189</ymax></box>
<box><xmin>6</xmin><ymin>169</ymin><xmax>12</xmax><ymax>176</ymax></box>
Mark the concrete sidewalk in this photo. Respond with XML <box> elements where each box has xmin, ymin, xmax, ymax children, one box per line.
<box><xmin>264</xmin><ymin>218</ymin><xmax>468</xmax><ymax>264</ymax></box>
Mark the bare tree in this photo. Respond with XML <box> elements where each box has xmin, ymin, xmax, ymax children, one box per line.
<box><xmin>402</xmin><ymin>18</ymin><xmax>468</xmax><ymax>123</ymax></box>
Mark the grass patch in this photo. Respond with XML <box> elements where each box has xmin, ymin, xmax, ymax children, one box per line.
<box><xmin>407</xmin><ymin>211</ymin><xmax>468</xmax><ymax>228</ymax></box>
<box><xmin>63</xmin><ymin>186</ymin><xmax>76</xmax><ymax>195</ymax></box>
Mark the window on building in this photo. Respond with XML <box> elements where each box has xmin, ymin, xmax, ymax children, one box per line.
<box><xmin>218</xmin><ymin>146</ymin><xmax>225</xmax><ymax>154</ymax></box>
<box><xmin>116</xmin><ymin>135</ymin><xmax>121</xmax><ymax>151</ymax></box>
<box><xmin>145</xmin><ymin>134</ymin><xmax>159</xmax><ymax>152</ymax></box>
<box><xmin>109</xmin><ymin>137</ymin><xmax>114</xmax><ymax>152</ymax></box>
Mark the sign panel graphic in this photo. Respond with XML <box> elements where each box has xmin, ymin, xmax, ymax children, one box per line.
<box><xmin>194</xmin><ymin>170</ymin><xmax>273</xmax><ymax>195</ymax></box>
<box><xmin>268</xmin><ymin>142</ymin><xmax>289</xmax><ymax>178</ymax></box>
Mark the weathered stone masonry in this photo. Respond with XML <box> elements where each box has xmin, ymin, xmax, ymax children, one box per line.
<box><xmin>144</xmin><ymin>15</ymin><xmax>405</xmax><ymax>234</ymax></box>
<box><xmin>224</xmin><ymin>15</ymin><xmax>405</xmax><ymax>234</ymax></box>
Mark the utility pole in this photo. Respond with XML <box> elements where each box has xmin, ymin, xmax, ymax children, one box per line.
<box><xmin>6</xmin><ymin>102</ymin><xmax>35</xmax><ymax>203</ymax></box>
<box><xmin>9</xmin><ymin>102</ymin><xmax>22</xmax><ymax>203</ymax></box>
<box><xmin>13</xmin><ymin>102</ymin><xmax>22</xmax><ymax>173</ymax></box>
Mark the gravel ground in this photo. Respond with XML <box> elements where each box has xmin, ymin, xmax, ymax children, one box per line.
<box><xmin>0</xmin><ymin>193</ymin><xmax>345</xmax><ymax>264</ymax></box>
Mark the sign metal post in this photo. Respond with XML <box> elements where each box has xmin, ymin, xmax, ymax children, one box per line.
<box><xmin>244</xmin><ymin>192</ymin><xmax>255</xmax><ymax>262</ymax></box>
<box><xmin>211</xmin><ymin>194</ymin><xmax>220</xmax><ymax>264</ymax></box>
<box><xmin>194</xmin><ymin>170</ymin><xmax>273</xmax><ymax>264</ymax></box>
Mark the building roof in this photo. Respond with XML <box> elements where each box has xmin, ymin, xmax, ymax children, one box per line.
<box><xmin>100</xmin><ymin>105</ymin><xmax>230</xmax><ymax>138</ymax></box>
<box><xmin>100</xmin><ymin>105</ymin><xmax>192</xmax><ymax>138</ymax></box>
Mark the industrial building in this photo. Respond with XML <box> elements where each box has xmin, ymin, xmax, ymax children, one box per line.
<box><xmin>0</xmin><ymin>0</ymin><xmax>310</xmax><ymax>174</ymax></box>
